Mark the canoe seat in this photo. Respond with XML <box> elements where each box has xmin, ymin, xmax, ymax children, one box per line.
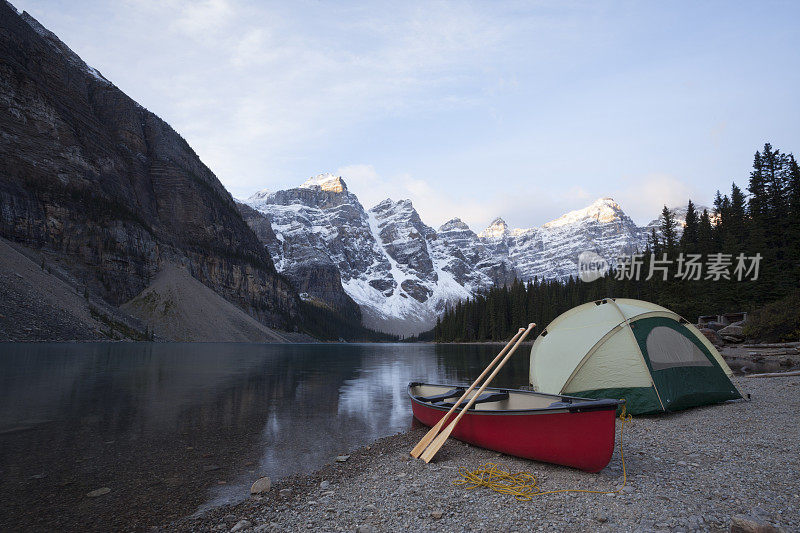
<box><xmin>414</xmin><ymin>388</ymin><xmax>465</xmax><ymax>403</ymax></box>
<box><xmin>439</xmin><ymin>391</ymin><xmax>510</xmax><ymax>409</ymax></box>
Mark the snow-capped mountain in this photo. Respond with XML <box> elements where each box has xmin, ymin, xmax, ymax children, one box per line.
<box><xmin>242</xmin><ymin>175</ymin><xmax>481</xmax><ymax>334</ymax></box>
<box><xmin>480</xmin><ymin>198</ymin><xmax>647</xmax><ymax>281</ymax></box>
<box><xmin>243</xmin><ymin>178</ymin><xmax>652</xmax><ymax>335</ymax></box>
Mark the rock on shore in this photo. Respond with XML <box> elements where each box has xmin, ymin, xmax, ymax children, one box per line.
<box><xmin>166</xmin><ymin>376</ymin><xmax>798</xmax><ymax>532</ymax></box>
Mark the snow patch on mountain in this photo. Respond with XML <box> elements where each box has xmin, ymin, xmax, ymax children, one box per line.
<box><xmin>544</xmin><ymin>197</ymin><xmax>626</xmax><ymax>227</ymax></box>
<box><xmin>478</xmin><ymin>218</ymin><xmax>509</xmax><ymax>239</ymax></box>
<box><xmin>341</xmin><ymin>205</ymin><xmax>472</xmax><ymax>334</ymax></box>
<box><xmin>300</xmin><ymin>173</ymin><xmax>347</xmax><ymax>193</ymax></box>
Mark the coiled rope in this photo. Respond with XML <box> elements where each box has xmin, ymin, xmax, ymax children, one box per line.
<box><xmin>452</xmin><ymin>405</ymin><xmax>632</xmax><ymax>501</ymax></box>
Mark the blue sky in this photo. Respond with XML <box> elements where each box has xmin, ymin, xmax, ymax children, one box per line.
<box><xmin>12</xmin><ymin>0</ymin><xmax>800</xmax><ymax>229</ymax></box>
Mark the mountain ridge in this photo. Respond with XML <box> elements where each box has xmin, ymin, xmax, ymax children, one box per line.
<box><xmin>242</xmin><ymin>175</ymin><xmax>682</xmax><ymax>334</ymax></box>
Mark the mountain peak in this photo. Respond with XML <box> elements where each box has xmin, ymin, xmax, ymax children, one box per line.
<box><xmin>439</xmin><ymin>218</ymin><xmax>470</xmax><ymax>232</ymax></box>
<box><xmin>244</xmin><ymin>188</ymin><xmax>272</xmax><ymax>209</ymax></box>
<box><xmin>371</xmin><ymin>198</ymin><xmax>415</xmax><ymax>212</ymax></box>
<box><xmin>478</xmin><ymin>218</ymin><xmax>508</xmax><ymax>239</ymax></box>
<box><xmin>543</xmin><ymin>197</ymin><xmax>624</xmax><ymax>228</ymax></box>
<box><xmin>248</xmin><ymin>188</ymin><xmax>271</xmax><ymax>200</ymax></box>
<box><xmin>300</xmin><ymin>173</ymin><xmax>347</xmax><ymax>193</ymax></box>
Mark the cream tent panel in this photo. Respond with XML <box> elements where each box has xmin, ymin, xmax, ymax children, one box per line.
<box><xmin>561</xmin><ymin>329</ymin><xmax>653</xmax><ymax>393</ymax></box>
<box><xmin>613</xmin><ymin>299</ymin><xmax>667</xmax><ymax>320</ymax></box>
<box><xmin>530</xmin><ymin>301</ymin><xmax>626</xmax><ymax>393</ymax></box>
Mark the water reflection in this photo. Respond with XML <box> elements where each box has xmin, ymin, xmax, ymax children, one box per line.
<box><xmin>0</xmin><ymin>342</ymin><xmax>529</xmax><ymax>530</ymax></box>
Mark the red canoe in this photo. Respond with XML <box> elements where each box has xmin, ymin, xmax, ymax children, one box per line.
<box><xmin>408</xmin><ymin>382</ymin><xmax>624</xmax><ymax>472</ymax></box>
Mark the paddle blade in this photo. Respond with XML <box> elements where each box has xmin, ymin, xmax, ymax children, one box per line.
<box><xmin>410</xmin><ymin>418</ymin><xmax>446</xmax><ymax>458</ymax></box>
<box><xmin>420</xmin><ymin>422</ymin><xmax>454</xmax><ymax>463</ymax></box>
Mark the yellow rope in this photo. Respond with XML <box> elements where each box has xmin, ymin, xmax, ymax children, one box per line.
<box><xmin>453</xmin><ymin>405</ymin><xmax>632</xmax><ymax>501</ymax></box>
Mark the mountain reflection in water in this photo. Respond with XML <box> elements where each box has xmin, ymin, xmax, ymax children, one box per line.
<box><xmin>0</xmin><ymin>342</ymin><xmax>529</xmax><ymax>531</ymax></box>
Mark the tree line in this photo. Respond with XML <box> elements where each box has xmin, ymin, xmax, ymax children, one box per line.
<box><xmin>430</xmin><ymin>143</ymin><xmax>800</xmax><ymax>342</ymax></box>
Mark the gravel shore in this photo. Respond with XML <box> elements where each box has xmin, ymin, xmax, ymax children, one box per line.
<box><xmin>169</xmin><ymin>376</ymin><xmax>799</xmax><ymax>532</ymax></box>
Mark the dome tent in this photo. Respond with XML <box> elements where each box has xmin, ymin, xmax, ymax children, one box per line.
<box><xmin>529</xmin><ymin>298</ymin><xmax>742</xmax><ymax>415</ymax></box>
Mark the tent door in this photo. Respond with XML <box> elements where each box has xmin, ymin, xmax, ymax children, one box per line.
<box><xmin>630</xmin><ymin>317</ymin><xmax>741</xmax><ymax>411</ymax></box>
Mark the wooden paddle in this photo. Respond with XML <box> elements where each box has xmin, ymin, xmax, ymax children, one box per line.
<box><xmin>419</xmin><ymin>322</ymin><xmax>536</xmax><ymax>463</ymax></box>
<box><xmin>409</xmin><ymin>327</ymin><xmax>525</xmax><ymax>458</ymax></box>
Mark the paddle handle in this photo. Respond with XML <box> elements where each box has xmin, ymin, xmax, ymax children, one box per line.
<box><xmin>410</xmin><ymin>328</ymin><xmax>525</xmax><ymax>458</ymax></box>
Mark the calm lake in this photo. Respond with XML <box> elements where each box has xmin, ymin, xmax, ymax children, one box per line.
<box><xmin>0</xmin><ymin>342</ymin><xmax>531</xmax><ymax>531</ymax></box>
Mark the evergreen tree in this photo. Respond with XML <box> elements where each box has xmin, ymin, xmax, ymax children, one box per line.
<box><xmin>760</xmin><ymin>143</ymin><xmax>788</xmax><ymax>220</ymax></box>
<box><xmin>787</xmin><ymin>155</ymin><xmax>800</xmax><ymax>221</ymax></box>
<box><xmin>697</xmin><ymin>209</ymin><xmax>713</xmax><ymax>255</ymax></box>
<box><xmin>680</xmin><ymin>200</ymin><xmax>699</xmax><ymax>252</ymax></box>
<box><xmin>660</xmin><ymin>206</ymin><xmax>677</xmax><ymax>254</ymax></box>
<box><xmin>726</xmin><ymin>184</ymin><xmax>746</xmax><ymax>251</ymax></box>
<box><xmin>648</xmin><ymin>227</ymin><xmax>660</xmax><ymax>255</ymax></box>
<box><xmin>748</xmin><ymin>149</ymin><xmax>768</xmax><ymax>222</ymax></box>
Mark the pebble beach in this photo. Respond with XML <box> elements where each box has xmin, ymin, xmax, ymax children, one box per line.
<box><xmin>168</xmin><ymin>375</ymin><xmax>799</xmax><ymax>532</ymax></box>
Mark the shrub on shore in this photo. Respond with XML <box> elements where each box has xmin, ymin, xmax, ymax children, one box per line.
<box><xmin>743</xmin><ymin>290</ymin><xmax>800</xmax><ymax>342</ymax></box>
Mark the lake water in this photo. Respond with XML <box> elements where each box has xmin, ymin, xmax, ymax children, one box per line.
<box><xmin>0</xmin><ymin>342</ymin><xmax>531</xmax><ymax>531</ymax></box>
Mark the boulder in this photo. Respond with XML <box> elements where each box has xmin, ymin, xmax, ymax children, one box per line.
<box><xmin>719</xmin><ymin>324</ymin><xmax>745</xmax><ymax>343</ymax></box>
<box><xmin>698</xmin><ymin>328</ymin><xmax>722</xmax><ymax>345</ymax></box>
<box><xmin>230</xmin><ymin>519</ymin><xmax>252</xmax><ymax>532</ymax></box>
<box><xmin>250</xmin><ymin>476</ymin><xmax>271</xmax><ymax>495</ymax></box>
<box><xmin>730</xmin><ymin>515</ymin><xmax>785</xmax><ymax>533</ymax></box>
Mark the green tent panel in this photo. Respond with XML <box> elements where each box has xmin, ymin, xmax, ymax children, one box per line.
<box><xmin>529</xmin><ymin>298</ymin><xmax>742</xmax><ymax>415</ymax></box>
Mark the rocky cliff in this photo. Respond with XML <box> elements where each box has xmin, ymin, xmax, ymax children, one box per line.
<box><xmin>0</xmin><ymin>2</ymin><xmax>299</xmax><ymax>330</ymax></box>
<box><xmin>237</xmin><ymin>200</ymin><xmax>361</xmax><ymax>321</ymax></box>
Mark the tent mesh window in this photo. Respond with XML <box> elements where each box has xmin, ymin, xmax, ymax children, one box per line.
<box><xmin>645</xmin><ymin>326</ymin><xmax>713</xmax><ymax>370</ymax></box>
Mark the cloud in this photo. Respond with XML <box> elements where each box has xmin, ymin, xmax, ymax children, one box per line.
<box><xmin>24</xmin><ymin>0</ymin><xmax>515</xmax><ymax>197</ymax></box>
<box><xmin>332</xmin><ymin>164</ymin><xmax>626</xmax><ymax>234</ymax></box>
<box><xmin>171</xmin><ymin>0</ymin><xmax>234</xmax><ymax>35</ymax></box>
<box><xmin>15</xmin><ymin>0</ymin><xmax>780</xmax><ymax>230</ymax></box>
<box><xmin>336</xmin><ymin>164</ymin><xmax>498</xmax><ymax>230</ymax></box>
<box><xmin>612</xmin><ymin>174</ymin><xmax>702</xmax><ymax>224</ymax></box>
<box><xmin>335</xmin><ymin>165</ymin><xmax>601</xmax><ymax>232</ymax></box>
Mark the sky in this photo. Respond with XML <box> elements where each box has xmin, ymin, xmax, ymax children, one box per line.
<box><xmin>11</xmin><ymin>0</ymin><xmax>800</xmax><ymax>229</ymax></box>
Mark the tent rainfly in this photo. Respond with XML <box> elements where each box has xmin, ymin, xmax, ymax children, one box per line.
<box><xmin>529</xmin><ymin>298</ymin><xmax>742</xmax><ymax>415</ymax></box>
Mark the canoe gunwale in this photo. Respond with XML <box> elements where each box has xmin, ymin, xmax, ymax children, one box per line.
<box><xmin>408</xmin><ymin>382</ymin><xmax>624</xmax><ymax>416</ymax></box>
